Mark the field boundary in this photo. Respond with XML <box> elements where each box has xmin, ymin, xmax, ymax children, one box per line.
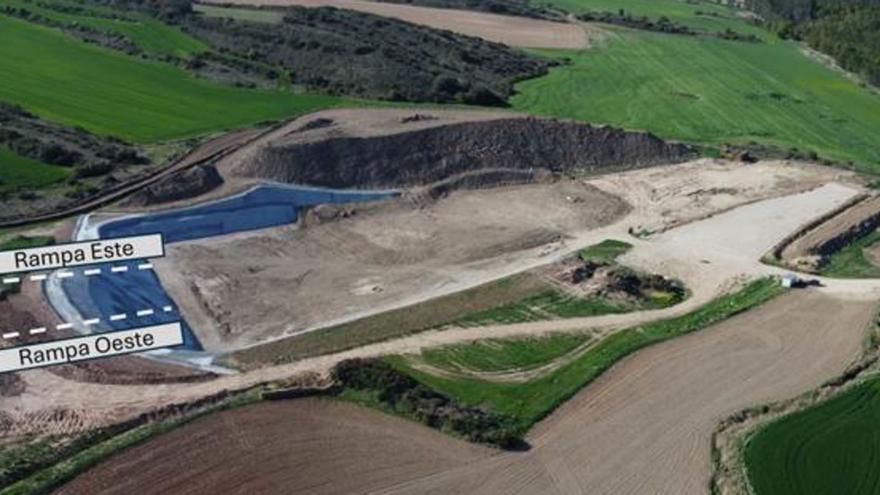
<box><xmin>709</xmin><ymin>303</ymin><xmax>880</xmax><ymax>495</ymax></box>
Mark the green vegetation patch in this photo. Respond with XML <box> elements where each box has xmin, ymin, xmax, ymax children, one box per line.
<box><xmin>0</xmin><ymin>147</ymin><xmax>71</xmax><ymax>192</ymax></box>
<box><xmin>0</xmin><ymin>15</ymin><xmax>350</xmax><ymax>142</ymax></box>
<box><xmin>818</xmin><ymin>230</ymin><xmax>880</xmax><ymax>278</ymax></box>
<box><xmin>226</xmin><ymin>273</ymin><xmax>551</xmax><ymax>368</ymax></box>
<box><xmin>193</xmin><ymin>4</ymin><xmax>283</xmax><ymax>23</ymax></box>
<box><xmin>421</xmin><ymin>333</ymin><xmax>591</xmax><ymax>373</ymax></box>
<box><xmin>745</xmin><ymin>377</ymin><xmax>880</xmax><ymax>495</ymax></box>
<box><xmin>1</xmin><ymin>0</ymin><xmax>209</xmax><ymax>57</ymax></box>
<box><xmin>578</xmin><ymin>238</ymin><xmax>633</xmax><ymax>263</ymax></box>
<box><xmin>389</xmin><ymin>277</ymin><xmax>784</xmax><ymax>429</ymax></box>
<box><xmin>333</xmin><ymin>359</ymin><xmax>523</xmax><ymax>448</ymax></box>
<box><xmin>542</xmin><ymin>0</ymin><xmax>766</xmax><ymax>35</ymax></box>
<box><xmin>0</xmin><ymin>235</ymin><xmax>55</xmax><ymax>250</ymax></box>
<box><xmin>512</xmin><ymin>28</ymin><xmax>880</xmax><ymax>169</ymax></box>
<box><xmin>453</xmin><ymin>289</ymin><xmax>631</xmax><ymax>326</ymax></box>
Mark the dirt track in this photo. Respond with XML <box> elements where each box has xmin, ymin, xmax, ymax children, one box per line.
<box><xmin>52</xmin><ymin>292</ymin><xmax>876</xmax><ymax>495</ymax></box>
<box><xmin>373</xmin><ymin>292</ymin><xmax>877</xmax><ymax>495</ymax></box>
<box><xmin>199</xmin><ymin>0</ymin><xmax>592</xmax><ymax>48</ymax></box>
<box><xmin>3</xmin><ymin>157</ymin><xmax>867</xmax><ymax>440</ymax></box>
<box><xmin>56</xmin><ymin>398</ymin><xmax>495</xmax><ymax>495</ymax></box>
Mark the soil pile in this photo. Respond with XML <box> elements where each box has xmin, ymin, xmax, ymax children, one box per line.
<box><xmin>120</xmin><ymin>164</ymin><xmax>224</xmax><ymax>207</ymax></box>
<box><xmin>779</xmin><ymin>194</ymin><xmax>880</xmax><ymax>270</ymax></box>
<box><xmin>239</xmin><ymin>118</ymin><xmax>694</xmax><ymax>189</ymax></box>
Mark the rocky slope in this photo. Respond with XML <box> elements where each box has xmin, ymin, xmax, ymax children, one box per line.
<box><xmin>239</xmin><ymin>117</ymin><xmax>694</xmax><ymax>189</ymax></box>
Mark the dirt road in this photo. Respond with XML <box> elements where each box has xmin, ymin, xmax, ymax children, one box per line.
<box><xmin>200</xmin><ymin>0</ymin><xmax>592</xmax><ymax>48</ymax></box>
<box><xmin>6</xmin><ymin>170</ymin><xmax>872</xmax><ymax>439</ymax></box>
<box><xmin>51</xmin><ymin>292</ymin><xmax>877</xmax><ymax>495</ymax></box>
<box><xmin>372</xmin><ymin>292</ymin><xmax>876</xmax><ymax>495</ymax></box>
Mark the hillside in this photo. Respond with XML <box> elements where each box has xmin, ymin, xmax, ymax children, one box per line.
<box><xmin>747</xmin><ymin>0</ymin><xmax>880</xmax><ymax>86</ymax></box>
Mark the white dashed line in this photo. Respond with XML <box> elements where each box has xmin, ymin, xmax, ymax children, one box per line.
<box><xmin>56</xmin><ymin>323</ymin><xmax>73</xmax><ymax>330</ymax></box>
<box><xmin>136</xmin><ymin>309</ymin><xmax>155</xmax><ymax>317</ymax></box>
<box><xmin>84</xmin><ymin>268</ymin><xmax>102</xmax><ymax>276</ymax></box>
<box><xmin>83</xmin><ymin>318</ymin><xmax>100</xmax><ymax>326</ymax></box>
<box><xmin>29</xmin><ymin>327</ymin><xmax>47</xmax><ymax>335</ymax></box>
<box><xmin>30</xmin><ymin>274</ymin><xmax>48</xmax><ymax>281</ymax></box>
<box><xmin>57</xmin><ymin>271</ymin><xmax>74</xmax><ymax>279</ymax></box>
<box><xmin>2</xmin><ymin>277</ymin><xmax>20</xmax><ymax>284</ymax></box>
<box><xmin>138</xmin><ymin>263</ymin><xmax>154</xmax><ymax>270</ymax></box>
<box><xmin>111</xmin><ymin>266</ymin><xmax>129</xmax><ymax>273</ymax></box>
<box><xmin>110</xmin><ymin>313</ymin><xmax>128</xmax><ymax>321</ymax></box>
<box><xmin>2</xmin><ymin>332</ymin><xmax>19</xmax><ymax>339</ymax></box>
<box><xmin>163</xmin><ymin>305</ymin><xmax>173</xmax><ymax>312</ymax></box>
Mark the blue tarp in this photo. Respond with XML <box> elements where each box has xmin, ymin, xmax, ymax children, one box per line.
<box><xmin>60</xmin><ymin>184</ymin><xmax>398</xmax><ymax>350</ymax></box>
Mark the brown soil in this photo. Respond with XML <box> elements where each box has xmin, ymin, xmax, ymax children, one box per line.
<box><xmin>52</xmin><ymin>293</ymin><xmax>875</xmax><ymax>495</ymax></box>
<box><xmin>200</xmin><ymin>0</ymin><xmax>594</xmax><ymax>48</ymax></box>
<box><xmin>159</xmin><ymin>180</ymin><xmax>630</xmax><ymax>350</ymax></box>
<box><xmin>56</xmin><ymin>398</ymin><xmax>494</xmax><ymax>495</ymax></box>
<box><xmin>373</xmin><ymin>292</ymin><xmax>876</xmax><ymax>495</ymax></box>
<box><xmin>779</xmin><ymin>194</ymin><xmax>880</xmax><ymax>270</ymax></box>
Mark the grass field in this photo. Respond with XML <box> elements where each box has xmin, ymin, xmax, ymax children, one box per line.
<box><xmin>1</xmin><ymin>0</ymin><xmax>208</xmax><ymax>57</ymax></box>
<box><xmin>0</xmin><ymin>235</ymin><xmax>55</xmax><ymax>250</ymax></box>
<box><xmin>578</xmin><ymin>238</ymin><xmax>633</xmax><ymax>262</ymax></box>
<box><xmin>818</xmin><ymin>230</ymin><xmax>880</xmax><ymax>278</ymax></box>
<box><xmin>745</xmin><ymin>377</ymin><xmax>880</xmax><ymax>495</ymax></box>
<box><xmin>421</xmin><ymin>333</ymin><xmax>591</xmax><ymax>373</ymax></box>
<box><xmin>512</xmin><ymin>28</ymin><xmax>880</xmax><ymax>170</ymax></box>
<box><xmin>0</xmin><ymin>147</ymin><xmax>72</xmax><ymax>192</ymax></box>
<box><xmin>0</xmin><ymin>15</ymin><xmax>352</xmax><ymax>142</ymax></box>
<box><xmin>542</xmin><ymin>0</ymin><xmax>766</xmax><ymax>35</ymax></box>
<box><xmin>452</xmin><ymin>289</ymin><xmax>631</xmax><ymax>326</ymax></box>
<box><xmin>389</xmin><ymin>277</ymin><xmax>784</xmax><ymax>429</ymax></box>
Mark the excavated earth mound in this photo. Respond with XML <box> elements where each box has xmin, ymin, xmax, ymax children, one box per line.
<box><xmin>779</xmin><ymin>194</ymin><xmax>880</xmax><ymax>270</ymax></box>
<box><xmin>120</xmin><ymin>164</ymin><xmax>224</xmax><ymax>207</ymax></box>
<box><xmin>236</xmin><ymin>117</ymin><xmax>694</xmax><ymax>189</ymax></box>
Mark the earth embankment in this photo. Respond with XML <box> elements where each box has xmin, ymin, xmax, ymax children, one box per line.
<box><xmin>777</xmin><ymin>194</ymin><xmax>880</xmax><ymax>271</ymax></box>
<box><xmin>236</xmin><ymin>117</ymin><xmax>694</xmax><ymax>189</ymax></box>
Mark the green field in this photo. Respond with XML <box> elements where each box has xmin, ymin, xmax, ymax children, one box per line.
<box><xmin>513</xmin><ymin>28</ymin><xmax>880</xmax><ymax>169</ymax></box>
<box><xmin>746</xmin><ymin>378</ymin><xmax>880</xmax><ymax>495</ymax></box>
<box><xmin>543</xmin><ymin>0</ymin><xmax>767</xmax><ymax>35</ymax></box>
<box><xmin>0</xmin><ymin>15</ymin><xmax>352</xmax><ymax>142</ymax></box>
<box><xmin>389</xmin><ymin>277</ymin><xmax>784</xmax><ymax>429</ymax></box>
<box><xmin>1</xmin><ymin>0</ymin><xmax>208</xmax><ymax>57</ymax></box>
<box><xmin>421</xmin><ymin>333</ymin><xmax>591</xmax><ymax>373</ymax></box>
<box><xmin>0</xmin><ymin>147</ymin><xmax>72</xmax><ymax>192</ymax></box>
<box><xmin>453</xmin><ymin>289</ymin><xmax>632</xmax><ymax>326</ymax></box>
<box><xmin>818</xmin><ymin>230</ymin><xmax>880</xmax><ymax>278</ymax></box>
<box><xmin>0</xmin><ymin>235</ymin><xmax>55</xmax><ymax>250</ymax></box>
<box><xmin>578</xmin><ymin>238</ymin><xmax>633</xmax><ymax>262</ymax></box>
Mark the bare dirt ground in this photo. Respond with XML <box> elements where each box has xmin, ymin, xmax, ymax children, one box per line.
<box><xmin>373</xmin><ymin>292</ymin><xmax>876</xmax><ymax>495</ymax></box>
<box><xmin>4</xmin><ymin>169</ymin><xmax>869</xmax><ymax>443</ymax></box>
<box><xmin>157</xmin><ymin>157</ymin><xmax>855</xmax><ymax>353</ymax></box>
<box><xmin>55</xmin><ymin>398</ymin><xmax>495</xmax><ymax>495</ymax></box>
<box><xmin>159</xmin><ymin>181</ymin><xmax>629</xmax><ymax>350</ymax></box>
<box><xmin>50</xmin><ymin>292</ymin><xmax>877</xmax><ymax>495</ymax></box>
<box><xmin>198</xmin><ymin>0</ymin><xmax>594</xmax><ymax>48</ymax></box>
